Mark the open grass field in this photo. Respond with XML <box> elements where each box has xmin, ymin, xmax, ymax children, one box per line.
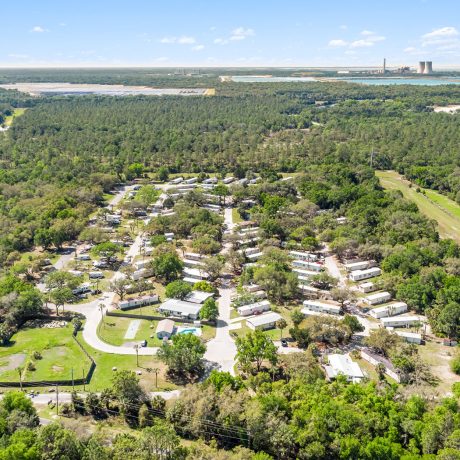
<box><xmin>3</xmin><ymin>108</ymin><xmax>27</xmax><ymax>127</ymax></box>
<box><xmin>0</xmin><ymin>323</ymin><xmax>90</xmax><ymax>383</ymax></box>
<box><xmin>376</xmin><ymin>170</ymin><xmax>460</xmax><ymax>243</ymax></box>
<box><xmin>232</xmin><ymin>207</ymin><xmax>243</xmax><ymax>224</ymax></box>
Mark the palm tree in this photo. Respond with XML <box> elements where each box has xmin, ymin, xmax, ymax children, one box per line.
<box><xmin>276</xmin><ymin>318</ymin><xmax>288</xmax><ymax>340</ymax></box>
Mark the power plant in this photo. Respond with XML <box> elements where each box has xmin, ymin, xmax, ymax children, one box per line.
<box><xmin>418</xmin><ymin>61</ymin><xmax>433</xmax><ymax>74</ymax></box>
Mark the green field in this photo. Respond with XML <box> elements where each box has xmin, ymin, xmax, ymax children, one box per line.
<box><xmin>3</xmin><ymin>108</ymin><xmax>27</xmax><ymax>127</ymax></box>
<box><xmin>0</xmin><ymin>323</ymin><xmax>90</xmax><ymax>383</ymax></box>
<box><xmin>376</xmin><ymin>170</ymin><xmax>460</xmax><ymax>243</ymax></box>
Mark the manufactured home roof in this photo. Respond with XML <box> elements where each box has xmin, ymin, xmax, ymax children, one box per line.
<box><xmin>158</xmin><ymin>299</ymin><xmax>202</xmax><ymax>316</ymax></box>
<box><xmin>246</xmin><ymin>312</ymin><xmax>281</xmax><ymax>327</ymax></box>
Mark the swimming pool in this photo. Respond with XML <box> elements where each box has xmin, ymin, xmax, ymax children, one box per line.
<box><xmin>177</xmin><ymin>326</ymin><xmax>202</xmax><ymax>337</ymax></box>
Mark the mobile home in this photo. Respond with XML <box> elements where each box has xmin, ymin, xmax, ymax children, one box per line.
<box><xmin>364</xmin><ymin>291</ymin><xmax>392</xmax><ymax>305</ymax></box>
<box><xmin>237</xmin><ymin>300</ymin><xmax>270</xmax><ymax>317</ymax></box>
<box><xmin>349</xmin><ymin>267</ymin><xmax>382</xmax><ymax>282</ymax></box>
<box><xmin>369</xmin><ymin>302</ymin><xmax>408</xmax><ymax>319</ymax></box>
<box><xmin>302</xmin><ymin>300</ymin><xmax>341</xmax><ymax>315</ymax></box>
<box><xmin>381</xmin><ymin>316</ymin><xmax>424</xmax><ymax>328</ymax></box>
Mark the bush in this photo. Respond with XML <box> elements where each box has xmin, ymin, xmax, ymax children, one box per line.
<box><xmin>32</xmin><ymin>351</ymin><xmax>42</xmax><ymax>360</ymax></box>
<box><xmin>451</xmin><ymin>356</ymin><xmax>460</xmax><ymax>375</ymax></box>
<box><xmin>27</xmin><ymin>362</ymin><xmax>36</xmax><ymax>372</ymax></box>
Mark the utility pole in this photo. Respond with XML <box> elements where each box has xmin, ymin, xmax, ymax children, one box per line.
<box><xmin>17</xmin><ymin>367</ymin><xmax>23</xmax><ymax>391</ymax></box>
<box><xmin>99</xmin><ymin>303</ymin><xmax>105</xmax><ymax>329</ymax></box>
<box><xmin>134</xmin><ymin>344</ymin><xmax>139</xmax><ymax>367</ymax></box>
<box><xmin>153</xmin><ymin>367</ymin><xmax>159</xmax><ymax>388</ymax></box>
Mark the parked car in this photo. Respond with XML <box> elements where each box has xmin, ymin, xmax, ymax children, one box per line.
<box><xmin>281</xmin><ymin>339</ymin><xmax>288</xmax><ymax>347</ymax></box>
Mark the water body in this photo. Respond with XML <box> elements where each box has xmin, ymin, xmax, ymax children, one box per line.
<box><xmin>231</xmin><ymin>76</ymin><xmax>317</xmax><ymax>82</ymax></box>
<box><xmin>333</xmin><ymin>77</ymin><xmax>460</xmax><ymax>86</ymax></box>
<box><xmin>229</xmin><ymin>75</ymin><xmax>460</xmax><ymax>86</ymax></box>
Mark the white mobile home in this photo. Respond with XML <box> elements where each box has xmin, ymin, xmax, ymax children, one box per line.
<box><xmin>118</xmin><ymin>294</ymin><xmax>159</xmax><ymax>310</ymax></box>
<box><xmin>381</xmin><ymin>316</ymin><xmax>424</xmax><ymax>328</ymax></box>
<box><xmin>395</xmin><ymin>331</ymin><xmax>423</xmax><ymax>344</ymax></box>
<box><xmin>237</xmin><ymin>300</ymin><xmax>270</xmax><ymax>317</ymax></box>
<box><xmin>349</xmin><ymin>267</ymin><xmax>382</xmax><ymax>282</ymax></box>
<box><xmin>134</xmin><ymin>259</ymin><xmax>152</xmax><ymax>270</ymax></box>
<box><xmin>88</xmin><ymin>271</ymin><xmax>104</xmax><ymax>279</ymax></box>
<box><xmin>169</xmin><ymin>177</ymin><xmax>183</xmax><ymax>185</ymax></box>
<box><xmin>246</xmin><ymin>312</ymin><xmax>282</xmax><ymax>330</ymax></box>
<box><xmin>222</xmin><ymin>177</ymin><xmax>234</xmax><ymax>184</ymax></box>
<box><xmin>185</xmin><ymin>290</ymin><xmax>214</xmax><ymax>304</ymax></box>
<box><xmin>244</xmin><ymin>284</ymin><xmax>262</xmax><ymax>293</ymax></box>
<box><xmin>344</xmin><ymin>261</ymin><xmax>372</xmax><ymax>272</ymax></box>
<box><xmin>358</xmin><ymin>282</ymin><xmax>375</xmax><ymax>293</ymax></box>
<box><xmin>158</xmin><ymin>299</ymin><xmax>202</xmax><ymax>320</ymax></box>
<box><xmin>364</xmin><ymin>291</ymin><xmax>392</xmax><ymax>306</ymax></box>
<box><xmin>292</xmin><ymin>268</ymin><xmax>318</xmax><ymax>278</ymax></box>
<box><xmin>292</xmin><ymin>259</ymin><xmax>323</xmax><ymax>272</ymax></box>
<box><xmin>302</xmin><ymin>300</ymin><xmax>341</xmax><ymax>315</ymax></box>
<box><xmin>132</xmin><ymin>268</ymin><xmax>154</xmax><ymax>281</ymax></box>
<box><xmin>289</xmin><ymin>251</ymin><xmax>318</xmax><ymax>261</ymax></box>
<box><xmin>183</xmin><ymin>267</ymin><xmax>209</xmax><ymax>281</ymax></box>
<box><xmin>184</xmin><ymin>252</ymin><xmax>206</xmax><ymax>261</ymax></box>
<box><xmin>369</xmin><ymin>302</ymin><xmax>408</xmax><ymax>319</ymax></box>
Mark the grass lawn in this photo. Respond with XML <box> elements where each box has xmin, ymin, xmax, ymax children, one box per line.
<box><xmin>78</xmin><ymin>332</ymin><xmax>178</xmax><ymax>392</ymax></box>
<box><xmin>232</xmin><ymin>208</ymin><xmax>243</xmax><ymax>224</ymax></box>
<box><xmin>99</xmin><ymin>317</ymin><xmax>163</xmax><ymax>347</ymax></box>
<box><xmin>0</xmin><ymin>323</ymin><xmax>91</xmax><ymax>383</ymax></box>
<box><xmin>376</xmin><ymin>170</ymin><xmax>460</xmax><ymax>243</ymax></box>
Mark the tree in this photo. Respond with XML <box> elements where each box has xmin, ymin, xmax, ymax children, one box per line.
<box><xmin>199</xmin><ymin>297</ymin><xmax>219</xmax><ymax>322</ymax></box>
<box><xmin>364</xmin><ymin>328</ymin><xmax>400</xmax><ymax>357</ymax></box>
<box><xmin>49</xmin><ymin>287</ymin><xmax>74</xmax><ymax>315</ymax></box>
<box><xmin>79</xmin><ymin>227</ymin><xmax>108</xmax><ymax>245</ymax></box>
<box><xmin>212</xmin><ymin>184</ymin><xmax>230</xmax><ymax>206</ymax></box>
<box><xmin>136</xmin><ymin>185</ymin><xmax>160</xmax><ymax>206</ymax></box>
<box><xmin>310</xmin><ymin>272</ymin><xmax>338</xmax><ymax>290</ymax></box>
<box><xmin>110</xmin><ymin>278</ymin><xmax>131</xmax><ymax>301</ymax></box>
<box><xmin>226</xmin><ymin>248</ymin><xmax>245</xmax><ymax>274</ymax></box>
<box><xmin>276</xmin><ymin>318</ymin><xmax>287</xmax><ymax>340</ymax></box>
<box><xmin>37</xmin><ymin>423</ymin><xmax>82</xmax><ymax>460</ymax></box>
<box><xmin>331</xmin><ymin>287</ymin><xmax>355</xmax><ymax>307</ymax></box>
<box><xmin>165</xmin><ymin>280</ymin><xmax>192</xmax><ymax>300</ymax></box>
<box><xmin>192</xmin><ymin>280</ymin><xmax>216</xmax><ymax>293</ymax></box>
<box><xmin>45</xmin><ymin>271</ymin><xmax>81</xmax><ymax>291</ymax></box>
<box><xmin>254</xmin><ymin>266</ymin><xmax>298</xmax><ymax>302</ymax></box>
<box><xmin>157</xmin><ymin>166</ymin><xmax>170</xmax><ymax>182</ymax></box>
<box><xmin>201</xmin><ymin>256</ymin><xmax>225</xmax><ymax>281</ymax></box>
<box><xmin>235</xmin><ymin>330</ymin><xmax>278</xmax><ymax>373</ymax></box>
<box><xmin>151</xmin><ymin>251</ymin><xmax>183</xmax><ymax>283</ymax></box>
<box><xmin>342</xmin><ymin>314</ymin><xmax>365</xmax><ymax>333</ymax></box>
<box><xmin>158</xmin><ymin>333</ymin><xmax>206</xmax><ymax>379</ymax></box>
<box><xmin>91</xmin><ymin>241</ymin><xmax>122</xmax><ymax>263</ymax></box>
<box><xmin>111</xmin><ymin>370</ymin><xmax>147</xmax><ymax>415</ymax></box>
<box><xmin>138</xmin><ymin>403</ymin><xmax>153</xmax><ymax>428</ymax></box>
<box><xmin>291</xmin><ymin>308</ymin><xmax>304</xmax><ymax>327</ymax></box>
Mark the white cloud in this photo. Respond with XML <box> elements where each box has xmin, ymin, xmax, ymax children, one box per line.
<box><xmin>329</xmin><ymin>31</ymin><xmax>385</xmax><ymax>50</ymax></box>
<box><xmin>8</xmin><ymin>53</ymin><xmax>29</xmax><ymax>59</ymax></box>
<box><xmin>192</xmin><ymin>45</ymin><xmax>205</xmax><ymax>51</ymax></box>
<box><xmin>30</xmin><ymin>26</ymin><xmax>46</xmax><ymax>33</ymax></box>
<box><xmin>328</xmin><ymin>39</ymin><xmax>348</xmax><ymax>47</ymax></box>
<box><xmin>230</xmin><ymin>27</ymin><xmax>255</xmax><ymax>41</ymax></box>
<box><xmin>160</xmin><ymin>36</ymin><xmax>196</xmax><ymax>45</ymax></box>
<box><xmin>350</xmin><ymin>39</ymin><xmax>374</xmax><ymax>48</ymax></box>
<box><xmin>423</xmin><ymin>26</ymin><xmax>459</xmax><ymax>40</ymax></box>
<box><xmin>407</xmin><ymin>26</ymin><xmax>460</xmax><ymax>56</ymax></box>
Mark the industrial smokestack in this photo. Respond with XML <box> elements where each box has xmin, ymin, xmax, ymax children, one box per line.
<box><xmin>425</xmin><ymin>61</ymin><xmax>433</xmax><ymax>74</ymax></box>
<box><xmin>418</xmin><ymin>61</ymin><xmax>426</xmax><ymax>74</ymax></box>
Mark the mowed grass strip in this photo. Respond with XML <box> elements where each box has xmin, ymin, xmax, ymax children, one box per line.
<box><xmin>376</xmin><ymin>170</ymin><xmax>460</xmax><ymax>243</ymax></box>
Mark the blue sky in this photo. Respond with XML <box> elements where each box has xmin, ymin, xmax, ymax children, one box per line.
<box><xmin>1</xmin><ymin>0</ymin><xmax>460</xmax><ymax>67</ymax></box>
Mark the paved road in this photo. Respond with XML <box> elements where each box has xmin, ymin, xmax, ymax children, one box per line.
<box><xmin>204</xmin><ymin>206</ymin><xmax>237</xmax><ymax>374</ymax></box>
<box><xmin>204</xmin><ymin>287</ymin><xmax>237</xmax><ymax>374</ymax></box>
<box><xmin>324</xmin><ymin>254</ymin><xmax>345</xmax><ymax>287</ymax></box>
<box><xmin>25</xmin><ymin>390</ymin><xmax>181</xmax><ymax>406</ymax></box>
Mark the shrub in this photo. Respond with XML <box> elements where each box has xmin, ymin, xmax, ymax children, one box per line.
<box><xmin>451</xmin><ymin>356</ymin><xmax>460</xmax><ymax>375</ymax></box>
<box><xmin>32</xmin><ymin>351</ymin><xmax>42</xmax><ymax>360</ymax></box>
<box><xmin>27</xmin><ymin>362</ymin><xmax>36</xmax><ymax>372</ymax></box>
